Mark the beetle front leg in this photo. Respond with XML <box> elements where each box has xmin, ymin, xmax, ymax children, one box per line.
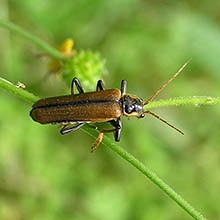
<box><xmin>121</xmin><ymin>80</ymin><xmax>127</xmax><ymax>96</ymax></box>
<box><xmin>96</xmin><ymin>80</ymin><xmax>105</xmax><ymax>91</ymax></box>
<box><xmin>108</xmin><ymin>117</ymin><xmax>122</xmax><ymax>142</ymax></box>
<box><xmin>60</xmin><ymin>122</ymin><xmax>85</xmax><ymax>134</ymax></box>
<box><xmin>71</xmin><ymin>77</ymin><xmax>85</xmax><ymax>95</ymax></box>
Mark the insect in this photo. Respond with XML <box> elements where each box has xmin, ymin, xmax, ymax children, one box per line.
<box><xmin>30</xmin><ymin>60</ymin><xmax>190</xmax><ymax>152</ymax></box>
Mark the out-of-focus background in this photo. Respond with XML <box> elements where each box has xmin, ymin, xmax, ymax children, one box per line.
<box><xmin>0</xmin><ymin>1</ymin><xmax>220</xmax><ymax>219</ymax></box>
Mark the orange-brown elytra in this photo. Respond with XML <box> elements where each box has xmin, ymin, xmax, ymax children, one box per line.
<box><xmin>30</xmin><ymin>59</ymin><xmax>191</xmax><ymax>152</ymax></box>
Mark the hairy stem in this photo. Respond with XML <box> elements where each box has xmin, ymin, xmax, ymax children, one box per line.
<box><xmin>146</xmin><ymin>96</ymin><xmax>220</xmax><ymax>109</ymax></box>
<box><xmin>0</xmin><ymin>77</ymin><xmax>39</xmax><ymax>103</ymax></box>
<box><xmin>0</xmin><ymin>76</ymin><xmax>209</xmax><ymax>220</ymax></box>
<box><xmin>0</xmin><ymin>19</ymin><xmax>64</xmax><ymax>60</ymax></box>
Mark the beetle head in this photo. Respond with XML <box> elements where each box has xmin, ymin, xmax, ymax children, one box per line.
<box><xmin>120</xmin><ymin>94</ymin><xmax>144</xmax><ymax>118</ymax></box>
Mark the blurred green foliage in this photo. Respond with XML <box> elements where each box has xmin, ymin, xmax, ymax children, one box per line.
<box><xmin>62</xmin><ymin>50</ymin><xmax>106</xmax><ymax>90</ymax></box>
<box><xmin>0</xmin><ymin>0</ymin><xmax>220</xmax><ymax>219</ymax></box>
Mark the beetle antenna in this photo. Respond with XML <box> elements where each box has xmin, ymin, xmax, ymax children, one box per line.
<box><xmin>144</xmin><ymin>58</ymin><xmax>191</xmax><ymax>106</ymax></box>
<box><xmin>144</xmin><ymin>110</ymin><xmax>184</xmax><ymax>135</ymax></box>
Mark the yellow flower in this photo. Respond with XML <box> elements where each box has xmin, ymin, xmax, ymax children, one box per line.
<box><xmin>48</xmin><ymin>38</ymin><xmax>75</xmax><ymax>73</ymax></box>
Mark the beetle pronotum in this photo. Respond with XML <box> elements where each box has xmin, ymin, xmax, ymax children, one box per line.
<box><xmin>30</xmin><ymin>59</ymin><xmax>190</xmax><ymax>152</ymax></box>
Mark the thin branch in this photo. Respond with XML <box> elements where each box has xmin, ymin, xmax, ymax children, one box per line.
<box><xmin>0</xmin><ymin>77</ymin><xmax>39</xmax><ymax>103</ymax></box>
<box><xmin>0</xmin><ymin>19</ymin><xmax>65</xmax><ymax>60</ymax></box>
<box><xmin>145</xmin><ymin>96</ymin><xmax>220</xmax><ymax>110</ymax></box>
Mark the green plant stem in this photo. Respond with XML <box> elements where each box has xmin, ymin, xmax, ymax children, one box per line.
<box><xmin>0</xmin><ymin>77</ymin><xmax>39</xmax><ymax>103</ymax></box>
<box><xmin>0</xmin><ymin>19</ymin><xmax>64</xmax><ymax>60</ymax></box>
<box><xmin>0</xmin><ymin>76</ymin><xmax>208</xmax><ymax>220</ymax></box>
<box><xmin>146</xmin><ymin>96</ymin><xmax>220</xmax><ymax>109</ymax></box>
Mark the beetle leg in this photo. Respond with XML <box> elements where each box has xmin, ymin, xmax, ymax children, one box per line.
<box><xmin>60</xmin><ymin>122</ymin><xmax>85</xmax><ymax>134</ymax></box>
<box><xmin>108</xmin><ymin>117</ymin><xmax>122</xmax><ymax>142</ymax></box>
<box><xmin>115</xmin><ymin>118</ymin><xmax>122</xmax><ymax>142</ymax></box>
<box><xmin>121</xmin><ymin>80</ymin><xmax>127</xmax><ymax>96</ymax></box>
<box><xmin>71</xmin><ymin>77</ymin><xmax>85</xmax><ymax>95</ymax></box>
<box><xmin>91</xmin><ymin>128</ymin><xmax>116</xmax><ymax>152</ymax></box>
<box><xmin>96</xmin><ymin>80</ymin><xmax>105</xmax><ymax>91</ymax></box>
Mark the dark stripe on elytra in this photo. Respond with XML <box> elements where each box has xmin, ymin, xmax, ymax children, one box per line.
<box><xmin>33</xmin><ymin>99</ymin><xmax>119</xmax><ymax>110</ymax></box>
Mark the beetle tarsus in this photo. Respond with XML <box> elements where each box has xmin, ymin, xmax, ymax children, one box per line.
<box><xmin>91</xmin><ymin>128</ymin><xmax>117</xmax><ymax>152</ymax></box>
<box><xmin>91</xmin><ymin>132</ymin><xmax>104</xmax><ymax>152</ymax></box>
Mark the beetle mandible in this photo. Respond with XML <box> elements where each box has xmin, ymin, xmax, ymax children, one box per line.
<box><xmin>30</xmin><ymin>60</ymin><xmax>190</xmax><ymax>152</ymax></box>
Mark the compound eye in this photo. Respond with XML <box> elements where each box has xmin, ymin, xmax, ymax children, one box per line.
<box><xmin>126</xmin><ymin>105</ymin><xmax>134</xmax><ymax>114</ymax></box>
<box><xmin>134</xmin><ymin>104</ymin><xmax>143</xmax><ymax>113</ymax></box>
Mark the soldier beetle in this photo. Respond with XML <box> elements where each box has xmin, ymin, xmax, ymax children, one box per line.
<box><xmin>30</xmin><ymin>60</ymin><xmax>190</xmax><ymax>152</ymax></box>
